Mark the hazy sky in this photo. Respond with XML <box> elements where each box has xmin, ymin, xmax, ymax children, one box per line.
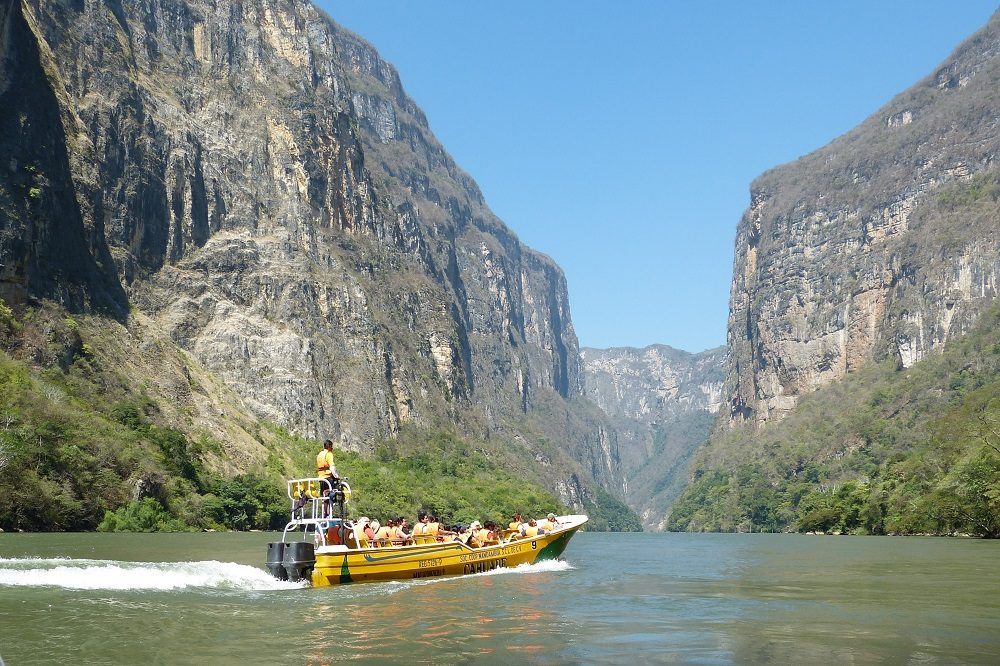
<box><xmin>318</xmin><ymin>1</ymin><xmax>997</xmax><ymax>353</ymax></box>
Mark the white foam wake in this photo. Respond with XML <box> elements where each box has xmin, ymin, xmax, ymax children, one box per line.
<box><xmin>0</xmin><ymin>557</ymin><xmax>304</xmax><ymax>591</ymax></box>
<box><xmin>476</xmin><ymin>558</ymin><xmax>574</xmax><ymax>578</ymax></box>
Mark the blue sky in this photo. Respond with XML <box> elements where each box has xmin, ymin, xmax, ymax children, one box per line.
<box><xmin>319</xmin><ymin>2</ymin><xmax>998</xmax><ymax>353</ymax></box>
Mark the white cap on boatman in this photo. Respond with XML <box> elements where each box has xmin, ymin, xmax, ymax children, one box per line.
<box><xmin>547</xmin><ymin>513</ymin><xmax>556</xmax><ymax>520</ymax></box>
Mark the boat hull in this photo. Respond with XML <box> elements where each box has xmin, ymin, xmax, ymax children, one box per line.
<box><xmin>310</xmin><ymin>515</ymin><xmax>586</xmax><ymax>586</ymax></box>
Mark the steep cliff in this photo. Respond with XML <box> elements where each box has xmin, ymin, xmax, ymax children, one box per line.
<box><xmin>727</xmin><ymin>10</ymin><xmax>1000</xmax><ymax>425</ymax></box>
<box><xmin>582</xmin><ymin>345</ymin><xmax>725</xmax><ymax>529</ymax></box>
<box><xmin>0</xmin><ymin>0</ymin><xmax>626</xmax><ymax>512</ymax></box>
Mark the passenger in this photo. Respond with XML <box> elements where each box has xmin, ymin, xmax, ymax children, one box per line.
<box><xmin>374</xmin><ymin>519</ymin><xmax>393</xmax><ymax>547</ymax></box>
<box><xmin>506</xmin><ymin>513</ymin><xmax>525</xmax><ymax>540</ymax></box>
<box><xmin>325</xmin><ymin>520</ymin><xmax>345</xmax><ymax>546</ymax></box>
<box><xmin>355</xmin><ymin>517</ymin><xmax>373</xmax><ymax>547</ymax></box>
<box><xmin>412</xmin><ymin>512</ymin><xmax>429</xmax><ymax>544</ymax></box>
<box><xmin>482</xmin><ymin>521</ymin><xmax>501</xmax><ymax>546</ymax></box>
<box><xmin>387</xmin><ymin>518</ymin><xmax>402</xmax><ymax>546</ymax></box>
<box><xmin>425</xmin><ymin>514</ymin><xmax>441</xmax><ymax>542</ymax></box>
<box><xmin>467</xmin><ymin>521</ymin><xmax>485</xmax><ymax>548</ymax></box>
<box><xmin>539</xmin><ymin>513</ymin><xmax>560</xmax><ymax>532</ymax></box>
<box><xmin>438</xmin><ymin>520</ymin><xmax>458</xmax><ymax>541</ymax></box>
<box><xmin>521</xmin><ymin>518</ymin><xmax>541</xmax><ymax>538</ymax></box>
<box><xmin>456</xmin><ymin>525</ymin><xmax>479</xmax><ymax>546</ymax></box>
<box><xmin>363</xmin><ymin>518</ymin><xmax>376</xmax><ymax>545</ymax></box>
<box><xmin>395</xmin><ymin>516</ymin><xmax>411</xmax><ymax>545</ymax></box>
<box><xmin>467</xmin><ymin>520</ymin><xmax>481</xmax><ymax>544</ymax></box>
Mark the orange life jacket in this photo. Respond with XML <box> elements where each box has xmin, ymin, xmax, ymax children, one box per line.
<box><xmin>316</xmin><ymin>449</ymin><xmax>334</xmax><ymax>478</ymax></box>
<box><xmin>326</xmin><ymin>524</ymin><xmax>343</xmax><ymax>545</ymax></box>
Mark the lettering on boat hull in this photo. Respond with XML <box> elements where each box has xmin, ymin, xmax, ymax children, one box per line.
<box><xmin>463</xmin><ymin>558</ymin><xmax>507</xmax><ymax>575</ymax></box>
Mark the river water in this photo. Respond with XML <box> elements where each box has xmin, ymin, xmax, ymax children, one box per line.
<box><xmin>1</xmin><ymin>532</ymin><xmax>998</xmax><ymax>664</ymax></box>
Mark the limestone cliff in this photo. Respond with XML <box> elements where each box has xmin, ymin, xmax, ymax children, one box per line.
<box><xmin>582</xmin><ymin>345</ymin><xmax>725</xmax><ymax>529</ymax></box>
<box><xmin>728</xmin><ymin>10</ymin><xmax>1000</xmax><ymax>425</ymax></box>
<box><xmin>0</xmin><ymin>0</ymin><xmax>624</xmax><ymax>509</ymax></box>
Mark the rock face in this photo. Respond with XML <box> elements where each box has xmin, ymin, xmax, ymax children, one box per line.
<box><xmin>582</xmin><ymin>345</ymin><xmax>725</xmax><ymax>529</ymax></box>
<box><xmin>727</xmin><ymin>10</ymin><xmax>1000</xmax><ymax>425</ymax></box>
<box><xmin>0</xmin><ymin>0</ymin><xmax>624</xmax><ymax>507</ymax></box>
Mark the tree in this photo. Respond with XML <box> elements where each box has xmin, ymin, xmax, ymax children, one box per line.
<box><xmin>956</xmin><ymin>448</ymin><xmax>1000</xmax><ymax>538</ymax></box>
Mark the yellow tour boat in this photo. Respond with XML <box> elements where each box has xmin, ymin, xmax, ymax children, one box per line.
<box><xmin>265</xmin><ymin>477</ymin><xmax>587</xmax><ymax>586</ymax></box>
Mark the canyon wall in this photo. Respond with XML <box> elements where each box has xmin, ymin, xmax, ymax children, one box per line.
<box><xmin>0</xmin><ymin>0</ymin><xmax>624</xmax><ymax>507</ymax></box>
<box><xmin>727</xmin><ymin>10</ymin><xmax>1000</xmax><ymax>425</ymax></box>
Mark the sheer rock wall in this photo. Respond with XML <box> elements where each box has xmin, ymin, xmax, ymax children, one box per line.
<box><xmin>727</xmin><ymin>11</ymin><xmax>1000</xmax><ymax>426</ymax></box>
<box><xmin>0</xmin><ymin>0</ymin><xmax>623</xmax><ymax>505</ymax></box>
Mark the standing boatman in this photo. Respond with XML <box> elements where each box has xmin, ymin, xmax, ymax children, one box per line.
<box><xmin>316</xmin><ymin>439</ymin><xmax>337</xmax><ymax>517</ymax></box>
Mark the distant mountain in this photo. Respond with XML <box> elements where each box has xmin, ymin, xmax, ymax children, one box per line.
<box><xmin>581</xmin><ymin>345</ymin><xmax>725</xmax><ymax>529</ymax></box>
<box><xmin>0</xmin><ymin>0</ymin><xmax>635</xmax><ymax>527</ymax></box>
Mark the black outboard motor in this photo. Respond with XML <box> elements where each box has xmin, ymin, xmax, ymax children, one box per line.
<box><xmin>265</xmin><ymin>542</ymin><xmax>287</xmax><ymax>580</ymax></box>
<box><xmin>281</xmin><ymin>541</ymin><xmax>316</xmax><ymax>582</ymax></box>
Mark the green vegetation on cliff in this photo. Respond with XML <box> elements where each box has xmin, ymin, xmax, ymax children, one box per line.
<box><xmin>668</xmin><ymin>304</ymin><xmax>1000</xmax><ymax>537</ymax></box>
<box><xmin>0</xmin><ymin>304</ymin><xmax>636</xmax><ymax>532</ymax></box>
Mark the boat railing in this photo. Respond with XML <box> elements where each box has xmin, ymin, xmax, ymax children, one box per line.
<box><xmin>286</xmin><ymin>476</ymin><xmax>340</xmax><ymax>520</ymax></box>
<box><xmin>282</xmin><ymin>476</ymin><xmax>363</xmax><ymax>550</ymax></box>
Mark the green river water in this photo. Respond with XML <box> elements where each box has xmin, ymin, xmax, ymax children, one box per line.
<box><xmin>1</xmin><ymin>532</ymin><xmax>998</xmax><ymax>664</ymax></box>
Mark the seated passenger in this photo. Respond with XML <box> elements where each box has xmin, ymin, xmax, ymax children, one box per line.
<box><xmin>373</xmin><ymin>519</ymin><xmax>392</xmax><ymax>547</ymax></box>
<box><xmin>539</xmin><ymin>513</ymin><xmax>559</xmax><ymax>532</ymax></box>
<box><xmin>385</xmin><ymin>518</ymin><xmax>402</xmax><ymax>546</ymax></box>
<box><xmin>394</xmin><ymin>517</ymin><xmax>411</xmax><ymax>545</ymax></box>
<box><xmin>325</xmin><ymin>521</ymin><xmax>345</xmax><ymax>545</ymax></box>
<box><xmin>354</xmin><ymin>517</ymin><xmax>372</xmax><ymax>547</ymax></box>
<box><xmin>439</xmin><ymin>521</ymin><xmax>457</xmax><ymax>541</ymax></box>
<box><xmin>482</xmin><ymin>521</ymin><xmax>501</xmax><ymax>545</ymax></box>
<box><xmin>453</xmin><ymin>525</ymin><xmax>466</xmax><ymax>543</ymax></box>
<box><xmin>411</xmin><ymin>512</ymin><xmax>428</xmax><ymax>544</ymax></box>
<box><xmin>425</xmin><ymin>515</ymin><xmax>441</xmax><ymax>542</ymax></box>
<box><xmin>506</xmin><ymin>512</ymin><xmax>524</xmax><ymax>540</ymax></box>
<box><xmin>463</xmin><ymin>521</ymin><xmax>483</xmax><ymax>548</ymax></box>
<box><xmin>470</xmin><ymin>520</ymin><xmax>489</xmax><ymax>547</ymax></box>
<box><xmin>521</xmin><ymin>518</ymin><xmax>541</xmax><ymax>538</ymax></box>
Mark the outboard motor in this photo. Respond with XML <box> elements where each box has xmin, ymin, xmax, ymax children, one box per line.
<box><xmin>265</xmin><ymin>542</ymin><xmax>287</xmax><ymax>580</ymax></box>
<box><xmin>281</xmin><ymin>541</ymin><xmax>316</xmax><ymax>582</ymax></box>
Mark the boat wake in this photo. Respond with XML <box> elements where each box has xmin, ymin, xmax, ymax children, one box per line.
<box><xmin>395</xmin><ymin>558</ymin><xmax>574</xmax><ymax>590</ymax></box>
<box><xmin>476</xmin><ymin>558</ymin><xmax>574</xmax><ymax>578</ymax></box>
<box><xmin>0</xmin><ymin>557</ymin><xmax>304</xmax><ymax>592</ymax></box>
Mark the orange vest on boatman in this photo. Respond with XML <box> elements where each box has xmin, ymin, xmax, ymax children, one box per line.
<box><xmin>316</xmin><ymin>440</ymin><xmax>336</xmax><ymax>480</ymax></box>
